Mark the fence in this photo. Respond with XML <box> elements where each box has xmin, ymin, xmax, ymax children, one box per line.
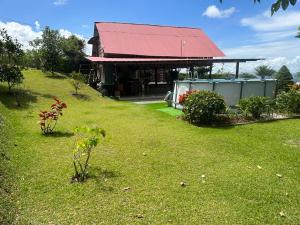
<box><xmin>173</xmin><ymin>79</ymin><xmax>277</xmax><ymax>108</ymax></box>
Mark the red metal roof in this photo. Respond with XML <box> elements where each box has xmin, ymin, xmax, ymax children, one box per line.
<box><xmin>95</xmin><ymin>22</ymin><xmax>225</xmax><ymax>58</ymax></box>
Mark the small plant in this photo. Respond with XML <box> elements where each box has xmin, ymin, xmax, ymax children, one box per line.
<box><xmin>182</xmin><ymin>90</ymin><xmax>226</xmax><ymax>124</ymax></box>
<box><xmin>72</xmin><ymin>126</ymin><xmax>106</xmax><ymax>182</ymax></box>
<box><xmin>38</xmin><ymin>98</ymin><xmax>67</xmax><ymax>134</ymax></box>
<box><xmin>276</xmin><ymin>89</ymin><xmax>300</xmax><ymax>114</ymax></box>
<box><xmin>237</xmin><ymin>96</ymin><xmax>271</xmax><ymax>119</ymax></box>
<box><xmin>70</xmin><ymin>71</ymin><xmax>85</xmax><ymax>95</ymax></box>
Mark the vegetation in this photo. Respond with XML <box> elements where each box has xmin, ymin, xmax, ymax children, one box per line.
<box><xmin>275</xmin><ymin>65</ymin><xmax>294</xmax><ymax>93</ymax></box>
<box><xmin>71</xmin><ymin>71</ymin><xmax>85</xmax><ymax>95</ymax></box>
<box><xmin>296</xmin><ymin>27</ymin><xmax>300</xmax><ymax>38</ymax></box>
<box><xmin>238</xmin><ymin>96</ymin><xmax>273</xmax><ymax>119</ymax></box>
<box><xmin>39</xmin><ymin>98</ymin><xmax>67</xmax><ymax>134</ymax></box>
<box><xmin>0</xmin><ymin>29</ymin><xmax>24</xmax><ymax>93</ymax></box>
<box><xmin>219</xmin><ymin>0</ymin><xmax>298</xmax><ymax>15</ymax></box>
<box><xmin>29</xmin><ymin>26</ymin><xmax>86</xmax><ymax>74</ymax></box>
<box><xmin>240</xmin><ymin>72</ymin><xmax>257</xmax><ymax>80</ymax></box>
<box><xmin>276</xmin><ymin>89</ymin><xmax>300</xmax><ymax>114</ymax></box>
<box><xmin>72</xmin><ymin>126</ymin><xmax>106</xmax><ymax>182</ymax></box>
<box><xmin>182</xmin><ymin>90</ymin><xmax>226</xmax><ymax>124</ymax></box>
<box><xmin>255</xmin><ymin>65</ymin><xmax>276</xmax><ymax>79</ymax></box>
<box><xmin>0</xmin><ymin>70</ymin><xmax>300</xmax><ymax>224</ymax></box>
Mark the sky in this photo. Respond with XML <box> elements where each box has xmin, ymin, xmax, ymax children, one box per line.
<box><xmin>0</xmin><ymin>0</ymin><xmax>299</xmax><ymax>73</ymax></box>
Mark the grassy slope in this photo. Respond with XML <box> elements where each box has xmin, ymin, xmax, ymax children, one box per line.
<box><xmin>0</xmin><ymin>70</ymin><xmax>299</xmax><ymax>225</ymax></box>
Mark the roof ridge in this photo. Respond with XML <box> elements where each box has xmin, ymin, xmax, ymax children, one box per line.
<box><xmin>94</xmin><ymin>21</ymin><xmax>202</xmax><ymax>30</ymax></box>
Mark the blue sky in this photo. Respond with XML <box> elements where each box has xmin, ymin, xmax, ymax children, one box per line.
<box><xmin>0</xmin><ymin>0</ymin><xmax>299</xmax><ymax>73</ymax></box>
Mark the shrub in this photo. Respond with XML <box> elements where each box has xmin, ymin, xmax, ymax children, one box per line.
<box><xmin>70</xmin><ymin>71</ymin><xmax>85</xmax><ymax>95</ymax></box>
<box><xmin>178</xmin><ymin>90</ymin><xmax>197</xmax><ymax>105</ymax></box>
<box><xmin>237</xmin><ymin>96</ymin><xmax>272</xmax><ymax>119</ymax></box>
<box><xmin>38</xmin><ymin>98</ymin><xmax>67</xmax><ymax>134</ymax></box>
<box><xmin>72</xmin><ymin>126</ymin><xmax>106</xmax><ymax>182</ymax></box>
<box><xmin>276</xmin><ymin>89</ymin><xmax>300</xmax><ymax>114</ymax></box>
<box><xmin>183</xmin><ymin>90</ymin><xmax>226</xmax><ymax>124</ymax></box>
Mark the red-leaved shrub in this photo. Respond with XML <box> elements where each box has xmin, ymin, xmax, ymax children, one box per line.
<box><xmin>39</xmin><ymin>98</ymin><xmax>67</xmax><ymax>134</ymax></box>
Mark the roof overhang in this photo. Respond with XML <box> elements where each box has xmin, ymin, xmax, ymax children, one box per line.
<box><xmin>86</xmin><ymin>57</ymin><xmax>264</xmax><ymax>66</ymax></box>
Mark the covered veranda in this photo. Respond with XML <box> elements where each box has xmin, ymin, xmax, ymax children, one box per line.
<box><xmin>86</xmin><ymin>57</ymin><xmax>262</xmax><ymax>99</ymax></box>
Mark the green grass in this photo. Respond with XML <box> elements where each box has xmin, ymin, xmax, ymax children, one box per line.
<box><xmin>144</xmin><ymin>102</ymin><xmax>183</xmax><ymax>117</ymax></box>
<box><xmin>0</xmin><ymin>69</ymin><xmax>299</xmax><ymax>224</ymax></box>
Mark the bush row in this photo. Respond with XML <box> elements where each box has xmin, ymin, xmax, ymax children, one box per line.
<box><xmin>180</xmin><ymin>88</ymin><xmax>300</xmax><ymax>125</ymax></box>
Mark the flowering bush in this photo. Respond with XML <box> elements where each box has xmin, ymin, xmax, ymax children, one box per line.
<box><xmin>178</xmin><ymin>90</ymin><xmax>197</xmax><ymax>105</ymax></box>
<box><xmin>72</xmin><ymin>126</ymin><xmax>106</xmax><ymax>182</ymax></box>
<box><xmin>39</xmin><ymin>98</ymin><xmax>67</xmax><ymax>134</ymax></box>
<box><xmin>183</xmin><ymin>90</ymin><xmax>226</xmax><ymax>124</ymax></box>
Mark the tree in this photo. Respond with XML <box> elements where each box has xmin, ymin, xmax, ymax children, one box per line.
<box><xmin>0</xmin><ymin>29</ymin><xmax>24</xmax><ymax>93</ymax></box>
<box><xmin>61</xmin><ymin>35</ymin><xmax>86</xmax><ymax>73</ymax></box>
<box><xmin>275</xmin><ymin>65</ymin><xmax>294</xmax><ymax>93</ymax></box>
<box><xmin>255</xmin><ymin>65</ymin><xmax>276</xmax><ymax>79</ymax></box>
<box><xmin>31</xmin><ymin>26</ymin><xmax>62</xmax><ymax>74</ymax></box>
<box><xmin>219</xmin><ymin>0</ymin><xmax>298</xmax><ymax>15</ymax></box>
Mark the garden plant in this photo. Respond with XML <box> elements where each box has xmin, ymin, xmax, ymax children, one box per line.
<box><xmin>38</xmin><ymin>98</ymin><xmax>67</xmax><ymax>134</ymax></box>
<box><xmin>72</xmin><ymin>126</ymin><xmax>106</xmax><ymax>182</ymax></box>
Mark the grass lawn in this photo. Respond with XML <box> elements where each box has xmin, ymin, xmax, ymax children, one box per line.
<box><xmin>0</xmin><ymin>69</ymin><xmax>299</xmax><ymax>225</ymax></box>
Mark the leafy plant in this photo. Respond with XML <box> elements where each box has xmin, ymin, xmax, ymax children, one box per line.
<box><xmin>276</xmin><ymin>89</ymin><xmax>300</xmax><ymax>114</ymax></box>
<box><xmin>70</xmin><ymin>71</ymin><xmax>85</xmax><ymax>95</ymax></box>
<box><xmin>72</xmin><ymin>126</ymin><xmax>106</xmax><ymax>182</ymax></box>
<box><xmin>182</xmin><ymin>90</ymin><xmax>226</xmax><ymax>124</ymax></box>
<box><xmin>237</xmin><ymin>96</ymin><xmax>272</xmax><ymax>119</ymax></box>
<box><xmin>0</xmin><ymin>65</ymin><xmax>24</xmax><ymax>93</ymax></box>
<box><xmin>178</xmin><ymin>90</ymin><xmax>197</xmax><ymax>105</ymax></box>
<box><xmin>275</xmin><ymin>65</ymin><xmax>294</xmax><ymax>93</ymax></box>
<box><xmin>255</xmin><ymin>65</ymin><xmax>276</xmax><ymax>79</ymax></box>
<box><xmin>38</xmin><ymin>98</ymin><xmax>67</xmax><ymax>134</ymax></box>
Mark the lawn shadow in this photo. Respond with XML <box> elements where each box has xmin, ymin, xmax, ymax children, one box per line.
<box><xmin>89</xmin><ymin>167</ymin><xmax>121</xmax><ymax>192</ymax></box>
<box><xmin>45</xmin><ymin>72</ymin><xmax>67</xmax><ymax>80</ymax></box>
<box><xmin>43</xmin><ymin>131</ymin><xmax>74</xmax><ymax>138</ymax></box>
<box><xmin>72</xmin><ymin>93</ymin><xmax>91</xmax><ymax>101</ymax></box>
<box><xmin>0</xmin><ymin>86</ymin><xmax>38</xmax><ymax>110</ymax></box>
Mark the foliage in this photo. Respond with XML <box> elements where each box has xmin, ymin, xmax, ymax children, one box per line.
<box><xmin>71</xmin><ymin>71</ymin><xmax>85</xmax><ymax>95</ymax></box>
<box><xmin>72</xmin><ymin>126</ymin><xmax>106</xmax><ymax>182</ymax></box>
<box><xmin>0</xmin><ymin>29</ymin><xmax>24</xmax><ymax>93</ymax></box>
<box><xmin>240</xmin><ymin>72</ymin><xmax>257</xmax><ymax>80</ymax></box>
<box><xmin>38</xmin><ymin>98</ymin><xmax>67</xmax><ymax>134</ymax></box>
<box><xmin>182</xmin><ymin>90</ymin><xmax>226</xmax><ymax>124</ymax></box>
<box><xmin>219</xmin><ymin>0</ymin><xmax>298</xmax><ymax>15</ymax></box>
<box><xmin>237</xmin><ymin>96</ymin><xmax>273</xmax><ymax>119</ymax></box>
<box><xmin>0</xmin><ymin>65</ymin><xmax>24</xmax><ymax>93</ymax></box>
<box><xmin>178</xmin><ymin>90</ymin><xmax>197</xmax><ymax>104</ymax></box>
<box><xmin>61</xmin><ymin>35</ymin><xmax>86</xmax><ymax>73</ymax></box>
<box><xmin>296</xmin><ymin>27</ymin><xmax>300</xmax><ymax>38</ymax></box>
<box><xmin>276</xmin><ymin>89</ymin><xmax>300</xmax><ymax>114</ymax></box>
<box><xmin>195</xmin><ymin>66</ymin><xmax>210</xmax><ymax>79</ymax></box>
<box><xmin>255</xmin><ymin>65</ymin><xmax>276</xmax><ymax>79</ymax></box>
<box><xmin>275</xmin><ymin>65</ymin><xmax>294</xmax><ymax>93</ymax></box>
<box><xmin>31</xmin><ymin>26</ymin><xmax>62</xmax><ymax>74</ymax></box>
<box><xmin>30</xmin><ymin>27</ymin><xmax>86</xmax><ymax>74</ymax></box>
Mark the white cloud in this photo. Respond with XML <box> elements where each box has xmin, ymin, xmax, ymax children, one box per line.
<box><xmin>0</xmin><ymin>21</ymin><xmax>42</xmax><ymax>49</ymax></box>
<box><xmin>35</xmin><ymin>20</ymin><xmax>40</xmax><ymax>31</ymax></box>
<box><xmin>53</xmin><ymin>0</ymin><xmax>68</xmax><ymax>6</ymax></box>
<box><xmin>241</xmin><ymin>10</ymin><xmax>300</xmax><ymax>32</ymax></box>
<box><xmin>202</xmin><ymin>5</ymin><xmax>236</xmax><ymax>18</ymax></box>
<box><xmin>213</xmin><ymin>56</ymin><xmax>300</xmax><ymax>75</ymax></box>
<box><xmin>0</xmin><ymin>21</ymin><xmax>91</xmax><ymax>55</ymax></box>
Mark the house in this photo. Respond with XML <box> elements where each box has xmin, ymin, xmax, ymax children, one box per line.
<box><xmin>87</xmin><ymin>22</ymin><xmax>260</xmax><ymax>98</ymax></box>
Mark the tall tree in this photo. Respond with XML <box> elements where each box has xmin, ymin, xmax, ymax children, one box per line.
<box><xmin>31</xmin><ymin>26</ymin><xmax>62</xmax><ymax>74</ymax></box>
<box><xmin>255</xmin><ymin>65</ymin><xmax>276</xmax><ymax>79</ymax></box>
<box><xmin>0</xmin><ymin>29</ymin><xmax>24</xmax><ymax>93</ymax></box>
<box><xmin>61</xmin><ymin>35</ymin><xmax>86</xmax><ymax>73</ymax></box>
<box><xmin>275</xmin><ymin>65</ymin><xmax>294</xmax><ymax>93</ymax></box>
